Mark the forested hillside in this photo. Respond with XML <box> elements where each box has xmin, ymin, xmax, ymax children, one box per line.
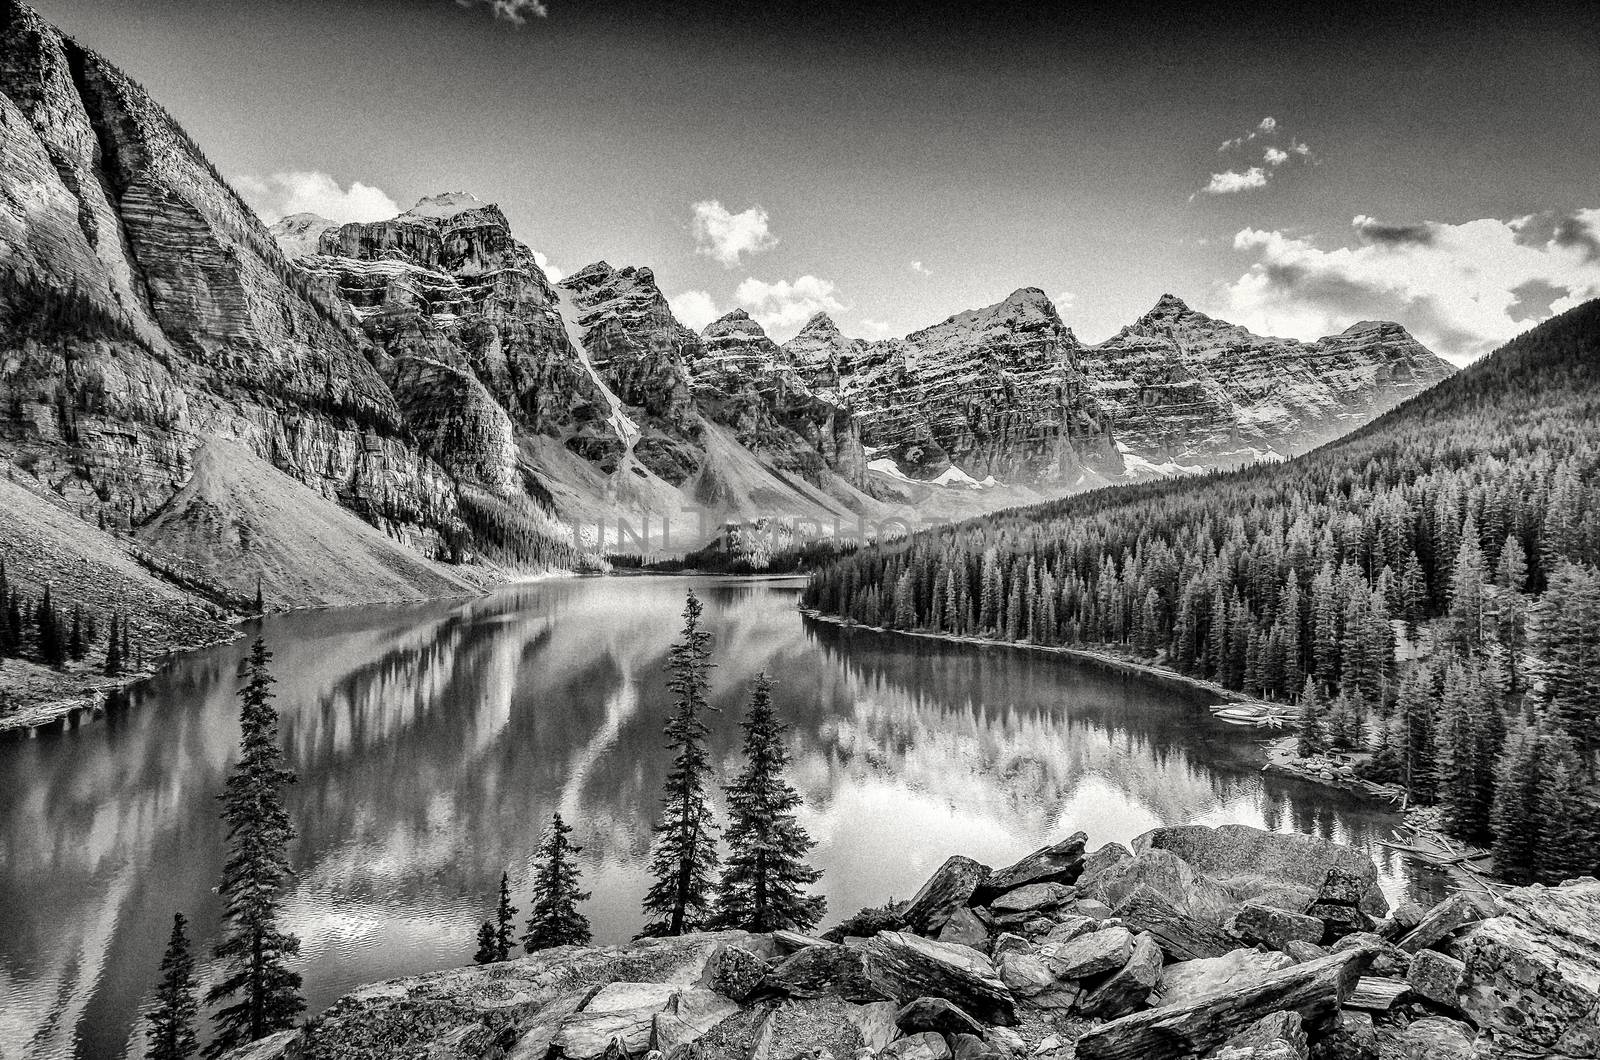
<box><xmin>804</xmin><ymin>299</ymin><xmax>1600</xmax><ymax>885</ymax></box>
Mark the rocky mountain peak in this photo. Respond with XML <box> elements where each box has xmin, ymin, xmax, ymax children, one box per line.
<box><xmin>404</xmin><ymin>191</ymin><xmax>492</xmax><ymax>220</ymax></box>
<box><xmin>700</xmin><ymin>308</ymin><xmax>766</xmax><ymax>340</ymax></box>
<box><xmin>268</xmin><ymin>212</ymin><xmax>339</xmax><ymax>260</ymax></box>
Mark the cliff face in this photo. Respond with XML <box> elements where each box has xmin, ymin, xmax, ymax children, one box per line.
<box><xmin>787</xmin><ymin>291</ymin><xmax>1123</xmax><ymax>487</ymax></box>
<box><xmin>0</xmin><ymin>0</ymin><xmax>458</xmax><ymax>559</ymax></box>
<box><xmin>1085</xmin><ymin>295</ymin><xmax>1456</xmax><ymax>468</ymax></box>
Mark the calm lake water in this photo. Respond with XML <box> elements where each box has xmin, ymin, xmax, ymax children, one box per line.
<box><xmin>0</xmin><ymin>575</ymin><xmax>1440</xmax><ymax>1059</ymax></box>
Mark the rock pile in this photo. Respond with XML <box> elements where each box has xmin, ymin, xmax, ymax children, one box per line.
<box><xmin>227</xmin><ymin>825</ymin><xmax>1600</xmax><ymax>1060</ymax></box>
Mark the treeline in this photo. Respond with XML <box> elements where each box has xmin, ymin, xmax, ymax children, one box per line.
<box><xmin>449</xmin><ymin>488</ymin><xmax>578</xmax><ymax>570</ymax></box>
<box><xmin>0</xmin><ymin>558</ymin><xmax>144</xmax><ymax>676</ymax></box>
<box><xmin>804</xmin><ymin>299</ymin><xmax>1600</xmax><ymax>886</ymax></box>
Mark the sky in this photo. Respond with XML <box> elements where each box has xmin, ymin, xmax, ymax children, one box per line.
<box><xmin>29</xmin><ymin>0</ymin><xmax>1600</xmax><ymax>362</ymax></box>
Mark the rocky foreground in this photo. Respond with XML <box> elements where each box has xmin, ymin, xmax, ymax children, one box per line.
<box><xmin>229</xmin><ymin>824</ymin><xmax>1599</xmax><ymax>1060</ymax></box>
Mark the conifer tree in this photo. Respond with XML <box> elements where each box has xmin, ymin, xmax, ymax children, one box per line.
<box><xmin>523</xmin><ymin>813</ymin><xmax>592</xmax><ymax>951</ymax></box>
<box><xmin>1533</xmin><ymin>731</ymin><xmax>1595</xmax><ymax>885</ymax></box>
<box><xmin>493</xmin><ymin>871</ymin><xmax>517</xmax><ymax>961</ymax></box>
<box><xmin>1296</xmin><ymin>677</ymin><xmax>1326</xmax><ymax>758</ymax></box>
<box><xmin>68</xmin><ymin>605</ymin><xmax>85</xmax><ymax>661</ymax></box>
<box><xmin>473</xmin><ymin>922</ymin><xmax>498</xmax><ymax>965</ymax></box>
<box><xmin>641</xmin><ymin>591</ymin><xmax>720</xmax><ymax>937</ymax></box>
<box><xmin>145</xmin><ymin>912</ymin><xmax>200</xmax><ymax>1060</ymax></box>
<box><xmin>712</xmin><ymin>674</ymin><xmax>826</xmax><ymax>933</ymax></box>
<box><xmin>205</xmin><ymin>638</ymin><xmax>303</xmax><ymax>1057</ymax></box>
<box><xmin>105</xmin><ymin>613</ymin><xmax>124</xmax><ymax>676</ymax></box>
<box><xmin>1490</xmin><ymin>724</ymin><xmax>1543</xmax><ymax>883</ymax></box>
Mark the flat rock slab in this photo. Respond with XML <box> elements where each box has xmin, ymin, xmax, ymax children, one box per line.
<box><xmin>1344</xmin><ymin>976</ymin><xmax>1409</xmax><ymax>1011</ymax></box>
<box><xmin>1153</xmin><ymin>949</ymin><xmax>1294</xmax><ymax>1008</ymax></box>
<box><xmin>938</xmin><ymin>907</ymin><xmax>993</xmax><ymax>951</ymax></box>
<box><xmin>767</xmin><ymin>942</ymin><xmax>886</xmax><ymax>1002</ymax></box>
<box><xmin>865</xmin><ymin>931</ymin><xmax>1017</xmax><ymax>1026</ymax></box>
<box><xmin>1074</xmin><ymin>946</ymin><xmax>1370</xmax><ymax>1060</ymax></box>
<box><xmin>746</xmin><ymin>997</ymin><xmax>867</xmax><ymax>1060</ymax></box>
<box><xmin>653</xmin><ymin>988</ymin><xmax>740</xmax><ymax>1057</ymax></box>
<box><xmin>882</xmin><ymin>1030</ymin><xmax>953</xmax><ymax>1060</ymax></box>
<box><xmin>848</xmin><ymin>1000</ymin><xmax>901</xmax><ymax>1051</ymax></box>
<box><xmin>896</xmin><ymin>996</ymin><xmax>987</xmax><ymax>1038</ymax></box>
<box><xmin>1406</xmin><ymin>949</ymin><xmax>1465</xmax><ymax>1009</ymax></box>
<box><xmin>990</xmin><ymin>882</ymin><xmax>1075</xmax><ymax>914</ymax></box>
<box><xmin>1397</xmin><ymin>891</ymin><xmax>1496</xmax><ymax>954</ymax></box>
<box><xmin>997</xmin><ymin>951</ymin><xmax>1079</xmax><ymax>1010</ymax></box>
<box><xmin>1391</xmin><ymin>1016</ymin><xmax>1482</xmax><ymax>1060</ymax></box>
<box><xmin>1134</xmin><ymin>824</ymin><xmax>1388</xmax><ymax>917</ymax></box>
<box><xmin>1228</xmin><ymin>904</ymin><xmax>1324</xmax><ymax>950</ymax></box>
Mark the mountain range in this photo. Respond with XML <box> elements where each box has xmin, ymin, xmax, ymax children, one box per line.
<box><xmin>0</xmin><ymin>0</ymin><xmax>1452</xmax><ymax>639</ymax></box>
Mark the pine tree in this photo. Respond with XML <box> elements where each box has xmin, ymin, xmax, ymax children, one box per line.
<box><xmin>641</xmin><ymin>591</ymin><xmax>721</xmax><ymax>937</ymax></box>
<box><xmin>105</xmin><ymin>613</ymin><xmax>124</xmax><ymax>676</ymax></box>
<box><xmin>473</xmin><ymin>922</ymin><xmax>498</xmax><ymax>965</ymax></box>
<box><xmin>144</xmin><ymin>913</ymin><xmax>200</xmax><ymax>1060</ymax></box>
<box><xmin>1296</xmin><ymin>677</ymin><xmax>1326</xmax><ymax>758</ymax></box>
<box><xmin>1533</xmin><ymin>731</ymin><xmax>1594</xmax><ymax>885</ymax></box>
<box><xmin>523</xmin><ymin>813</ymin><xmax>592</xmax><ymax>951</ymax></box>
<box><xmin>1446</xmin><ymin>516</ymin><xmax>1489</xmax><ymax>652</ymax></box>
<box><xmin>37</xmin><ymin>584</ymin><xmax>63</xmax><ymax>667</ymax></box>
<box><xmin>493</xmin><ymin>871</ymin><xmax>517</xmax><ymax>961</ymax></box>
<box><xmin>712</xmin><ymin>674</ymin><xmax>826</xmax><ymax>932</ymax></box>
<box><xmin>254</xmin><ymin>577</ymin><xmax>265</xmax><ymax>616</ymax></box>
<box><xmin>1490</xmin><ymin>724</ymin><xmax>1543</xmax><ymax>883</ymax></box>
<box><xmin>68</xmin><ymin>605</ymin><xmax>85</xmax><ymax>661</ymax></box>
<box><xmin>205</xmin><ymin>638</ymin><xmax>303</xmax><ymax>1057</ymax></box>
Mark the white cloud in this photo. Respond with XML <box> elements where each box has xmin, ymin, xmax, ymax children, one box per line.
<box><xmin>860</xmin><ymin>318</ymin><xmax>895</xmax><ymax>338</ymax></box>
<box><xmin>533</xmin><ymin>251</ymin><xmax>564</xmax><ymax>283</ymax></box>
<box><xmin>1220</xmin><ymin>208</ymin><xmax>1600</xmax><ymax>364</ymax></box>
<box><xmin>735</xmin><ymin>276</ymin><xmax>845</xmax><ymax>339</ymax></box>
<box><xmin>669</xmin><ymin>290</ymin><xmax>720</xmax><ymax>331</ymax></box>
<box><xmin>455</xmin><ymin>0</ymin><xmax>548</xmax><ymax>23</ymax></box>
<box><xmin>690</xmin><ymin>200</ymin><xmax>778</xmax><ymax>267</ymax></box>
<box><xmin>1201</xmin><ymin>167</ymin><xmax>1269</xmax><ymax>195</ymax></box>
<box><xmin>1055</xmin><ymin>291</ymin><xmax>1078</xmax><ymax>314</ymax></box>
<box><xmin>1257</xmin><ymin>116</ymin><xmax>1277</xmax><ymax>133</ymax></box>
<box><xmin>909</xmin><ymin>260</ymin><xmax>933</xmax><ymax>277</ymax></box>
<box><xmin>234</xmin><ymin>171</ymin><xmax>399</xmax><ymax>225</ymax></box>
<box><xmin>1263</xmin><ymin>147</ymin><xmax>1290</xmax><ymax>167</ymax></box>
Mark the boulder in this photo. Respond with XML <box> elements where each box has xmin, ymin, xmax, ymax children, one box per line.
<box><xmin>1078</xmin><ymin>843</ymin><xmax>1133</xmax><ymax>889</ymax></box>
<box><xmin>937</xmin><ymin>907</ymin><xmax>992</xmax><ymax>951</ymax></box>
<box><xmin>1133</xmin><ymin>825</ymin><xmax>1388</xmax><ymax>917</ymax></box>
<box><xmin>1376</xmin><ymin>901</ymin><xmax>1426</xmax><ymax>941</ymax></box>
<box><xmin>1406</xmin><ymin>949</ymin><xmax>1464</xmax><ymax>1009</ymax></box>
<box><xmin>1454</xmin><ymin>878</ymin><xmax>1600</xmax><ymax>1059</ymax></box>
<box><xmin>1083</xmin><ymin>849</ymin><xmax>1236</xmax><ymax>922</ymax></box>
<box><xmin>995</xmin><ymin>951</ymin><xmax>1079</xmax><ymax>1010</ymax></box>
<box><xmin>1046</xmin><ymin>926</ymin><xmax>1133</xmax><ymax>981</ymax></box>
<box><xmin>895</xmin><ymin>997</ymin><xmax>986</xmax><ymax>1038</ymax></box>
<box><xmin>1303</xmin><ymin>869</ymin><xmax>1376</xmax><ymax>942</ymax></box>
<box><xmin>1076</xmin><ymin>932</ymin><xmax>1163</xmax><ymax>1019</ymax></box>
<box><xmin>990</xmin><ymin>933</ymin><xmax>1033</xmax><ymax>962</ymax></box>
<box><xmin>1392</xmin><ymin>1016</ymin><xmax>1481</xmax><ymax>1060</ymax></box>
<box><xmin>949</xmin><ymin>1032</ymin><xmax>1000</xmax><ymax>1060</ymax></box>
<box><xmin>1227</xmin><ymin>904</ymin><xmax>1325</xmax><ymax>950</ymax></box>
<box><xmin>768</xmin><ymin>943</ymin><xmax>886</xmax><ymax>1002</ymax></box>
<box><xmin>1396</xmin><ymin>891</ymin><xmax>1497</xmax><ymax>954</ymax></box>
<box><xmin>1073</xmin><ymin>946</ymin><xmax>1370</xmax><ymax>1060</ymax></box>
<box><xmin>1153</xmin><ymin>949</ymin><xmax>1294</xmax><ymax>1007</ymax></box>
<box><xmin>903</xmin><ymin>857</ymin><xmax>990</xmax><ymax>935</ymax></box>
<box><xmin>554</xmin><ymin>982</ymin><xmax>679</xmax><ymax>1060</ymax></box>
<box><xmin>976</xmin><ymin>832</ymin><xmax>1089</xmax><ymax>901</ymax></box>
<box><xmin>701</xmin><ymin>943</ymin><xmax>768</xmax><ymax>1002</ymax></box>
<box><xmin>1112</xmin><ymin>885</ymin><xmax>1235</xmax><ymax>960</ymax></box>
<box><xmin>508</xmin><ymin>991</ymin><xmax>594</xmax><ymax>1060</ymax></box>
<box><xmin>652</xmin><ymin>988</ymin><xmax>740</xmax><ymax>1057</ymax></box>
<box><xmin>774</xmin><ymin>930</ymin><xmax>832</xmax><ymax>953</ymax></box>
<box><xmin>881</xmin><ymin>1031</ymin><xmax>952</xmax><ymax>1060</ymax></box>
<box><xmin>989</xmin><ymin>883</ymin><xmax>1074</xmax><ymax>915</ymax></box>
<box><xmin>986</xmin><ymin>1026</ymin><xmax>1026</xmax><ymax>1056</ymax></box>
<box><xmin>846</xmin><ymin>1000</ymin><xmax>901</xmax><ymax>1051</ymax></box>
<box><xmin>1038</xmin><ymin>916</ymin><xmax>1098</xmax><ymax>947</ymax></box>
<box><xmin>864</xmin><ymin>931</ymin><xmax>1017</xmax><ymax>1025</ymax></box>
<box><xmin>1315</xmin><ymin>1011</ymin><xmax>1378</xmax><ymax>1060</ymax></box>
<box><xmin>1075</xmin><ymin>898</ymin><xmax>1115</xmax><ymax>921</ymax></box>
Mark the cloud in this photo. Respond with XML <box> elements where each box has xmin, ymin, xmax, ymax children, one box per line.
<box><xmin>1201</xmin><ymin>167</ymin><xmax>1269</xmax><ymax>195</ymax></box>
<box><xmin>1220</xmin><ymin>116</ymin><xmax>1277</xmax><ymax>152</ymax></box>
<box><xmin>735</xmin><ymin>275</ymin><xmax>845</xmax><ymax>339</ymax></box>
<box><xmin>668</xmin><ymin>290</ymin><xmax>720</xmax><ymax>331</ymax></box>
<box><xmin>1055</xmin><ymin>291</ymin><xmax>1078</xmax><ymax>314</ymax></box>
<box><xmin>532</xmin><ymin>251</ymin><xmax>564</xmax><ymax>283</ymax></box>
<box><xmin>234</xmin><ymin>171</ymin><xmax>399</xmax><ymax>225</ymax></box>
<box><xmin>909</xmin><ymin>260</ymin><xmax>933</xmax><ymax>277</ymax></box>
<box><xmin>455</xmin><ymin>0</ymin><xmax>548</xmax><ymax>23</ymax></box>
<box><xmin>860</xmin><ymin>318</ymin><xmax>895</xmax><ymax>338</ymax></box>
<box><xmin>691</xmin><ymin>200</ymin><xmax>778</xmax><ymax>267</ymax></box>
<box><xmin>1220</xmin><ymin>208</ymin><xmax>1600</xmax><ymax>364</ymax></box>
<box><xmin>1263</xmin><ymin>147</ymin><xmax>1289</xmax><ymax>167</ymax></box>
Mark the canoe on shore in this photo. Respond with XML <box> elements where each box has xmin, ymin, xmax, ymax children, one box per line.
<box><xmin>1209</xmin><ymin>702</ymin><xmax>1296</xmax><ymax>729</ymax></box>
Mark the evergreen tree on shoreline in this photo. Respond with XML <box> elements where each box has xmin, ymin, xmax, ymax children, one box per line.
<box><xmin>144</xmin><ymin>912</ymin><xmax>199</xmax><ymax>1060</ymax></box>
<box><xmin>205</xmin><ymin>638</ymin><xmax>302</xmax><ymax>1057</ymax></box>
<box><xmin>473</xmin><ymin>921</ymin><xmax>497</xmax><ymax>965</ymax></box>
<box><xmin>641</xmin><ymin>590</ymin><xmax>720</xmax><ymax>937</ymax></box>
<box><xmin>493</xmin><ymin>871</ymin><xmax>517</xmax><ymax>961</ymax></box>
<box><xmin>712</xmin><ymin>674</ymin><xmax>826</xmax><ymax>933</ymax></box>
<box><xmin>523</xmin><ymin>813</ymin><xmax>592</xmax><ymax>951</ymax></box>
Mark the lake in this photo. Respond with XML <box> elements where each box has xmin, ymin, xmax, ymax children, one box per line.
<box><xmin>0</xmin><ymin>575</ymin><xmax>1439</xmax><ymax>1058</ymax></box>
